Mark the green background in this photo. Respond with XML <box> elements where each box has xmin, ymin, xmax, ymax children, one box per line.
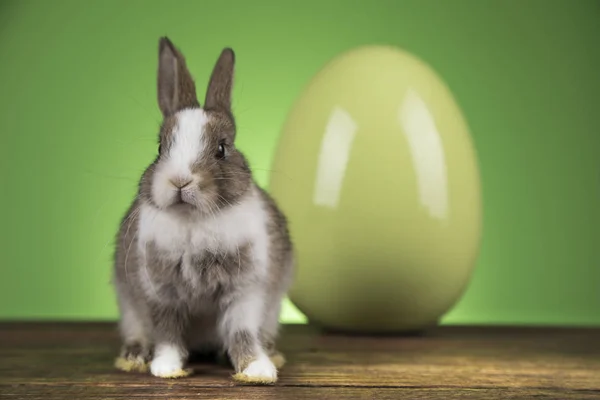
<box><xmin>1</xmin><ymin>0</ymin><xmax>598</xmax><ymax>326</ymax></box>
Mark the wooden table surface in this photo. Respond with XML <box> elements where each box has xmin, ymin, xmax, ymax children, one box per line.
<box><xmin>0</xmin><ymin>323</ymin><xmax>599</xmax><ymax>399</ymax></box>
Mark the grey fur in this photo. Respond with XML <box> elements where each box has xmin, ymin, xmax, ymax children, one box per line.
<box><xmin>228</xmin><ymin>330</ymin><xmax>255</xmax><ymax>372</ymax></box>
<box><xmin>111</xmin><ymin>37</ymin><xmax>294</xmax><ymax>377</ymax></box>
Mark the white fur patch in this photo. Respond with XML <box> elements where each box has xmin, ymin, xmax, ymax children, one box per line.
<box><xmin>169</xmin><ymin>108</ymin><xmax>209</xmax><ymax>168</ymax></box>
<box><xmin>137</xmin><ymin>186</ymin><xmax>271</xmax><ymax>300</ymax></box>
<box><xmin>219</xmin><ymin>290</ymin><xmax>265</xmax><ymax>342</ymax></box>
<box><xmin>150</xmin><ymin>343</ymin><xmax>184</xmax><ymax>377</ymax></box>
<box><xmin>242</xmin><ymin>353</ymin><xmax>277</xmax><ymax>380</ymax></box>
<box><xmin>152</xmin><ymin>108</ymin><xmax>208</xmax><ymax>208</ymax></box>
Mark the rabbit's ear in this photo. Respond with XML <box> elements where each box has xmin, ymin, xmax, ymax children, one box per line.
<box><xmin>204</xmin><ymin>48</ymin><xmax>235</xmax><ymax>111</ymax></box>
<box><xmin>157</xmin><ymin>37</ymin><xmax>199</xmax><ymax>117</ymax></box>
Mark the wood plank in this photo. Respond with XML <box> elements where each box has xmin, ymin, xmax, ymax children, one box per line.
<box><xmin>0</xmin><ymin>322</ymin><xmax>599</xmax><ymax>398</ymax></box>
<box><xmin>1</xmin><ymin>385</ymin><xmax>599</xmax><ymax>400</ymax></box>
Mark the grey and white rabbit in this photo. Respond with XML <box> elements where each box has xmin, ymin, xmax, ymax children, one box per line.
<box><xmin>112</xmin><ymin>37</ymin><xmax>294</xmax><ymax>384</ymax></box>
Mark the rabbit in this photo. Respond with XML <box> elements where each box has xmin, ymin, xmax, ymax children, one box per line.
<box><xmin>111</xmin><ymin>37</ymin><xmax>295</xmax><ymax>385</ymax></box>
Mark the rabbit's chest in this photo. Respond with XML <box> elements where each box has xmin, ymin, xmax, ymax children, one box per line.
<box><xmin>136</xmin><ymin>197</ymin><xmax>269</xmax><ymax>304</ymax></box>
<box><xmin>144</xmin><ymin>240</ymin><xmax>254</xmax><ymax>306</ymax></box>
<box><xmin>139</xmin><ymin>202</ymin><xmax>268</xmax><ymax>258</ymax></box>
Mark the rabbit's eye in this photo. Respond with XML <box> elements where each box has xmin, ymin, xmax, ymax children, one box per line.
<box><xmin>216</xmin><ymin>143</ymin><xmax>226</xmax><ymax>159</ymax></box>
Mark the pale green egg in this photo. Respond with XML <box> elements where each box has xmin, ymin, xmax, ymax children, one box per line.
<box><xmin>269</xmin><ymin>46</ymin><xmax>482</xmax><ymax>333</ymax></box>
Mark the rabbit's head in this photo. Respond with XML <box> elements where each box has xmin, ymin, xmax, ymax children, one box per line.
<box><xmin>139</xmin><ymin>37</ymin><xmax>252</xmax><ymax>215</ymax></box>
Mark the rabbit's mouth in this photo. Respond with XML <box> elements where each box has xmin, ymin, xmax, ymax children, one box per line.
<box><xmin>176</xmin><ymin>188</ymin><xmax>197</xmax><ymax>206</ymax></box>
<box><xmin>173</xmin><ymin>197</ymin><xmax>190</xmax><ymax>207</ymax></box>
<box><xmin>175</xmin><ymin>189</ymin><xmax>188</xmax><ymax>204</ymax></box>
<box><xmin>169</xmin><ymin>199</ymin><xmax>198</xmax><ymax>215</ymax></box>
<box><xmin>171</xmin><ymin>202</ymin><xmax>194</xmax><ymax>212</ymax></box>
<box><xmin>166</xmin><ymin>192</ymin><xmax>196</xmax><ymax>213</ymax></box>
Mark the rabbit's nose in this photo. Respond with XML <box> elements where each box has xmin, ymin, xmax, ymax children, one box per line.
<box><xmin>169</xmin><ymin>177</ymin><xmax>193</xmax><ymax>189</ymax></box>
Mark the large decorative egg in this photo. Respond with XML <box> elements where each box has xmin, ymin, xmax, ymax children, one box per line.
<box><xmin>269</xmin><ymin>46</ymin><xmax>482</xmax><ymax>333</ymax></box>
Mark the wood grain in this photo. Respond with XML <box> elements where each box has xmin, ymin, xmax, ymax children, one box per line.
<box><xmin>2</xmin><ymin>386</ymin><xmax>600</xmax><ymax>400</ymax></box>
<box><xmin>0</xmin><ymin>322</ymin><xmax>599</xmax><ymax>399</ymax></box>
